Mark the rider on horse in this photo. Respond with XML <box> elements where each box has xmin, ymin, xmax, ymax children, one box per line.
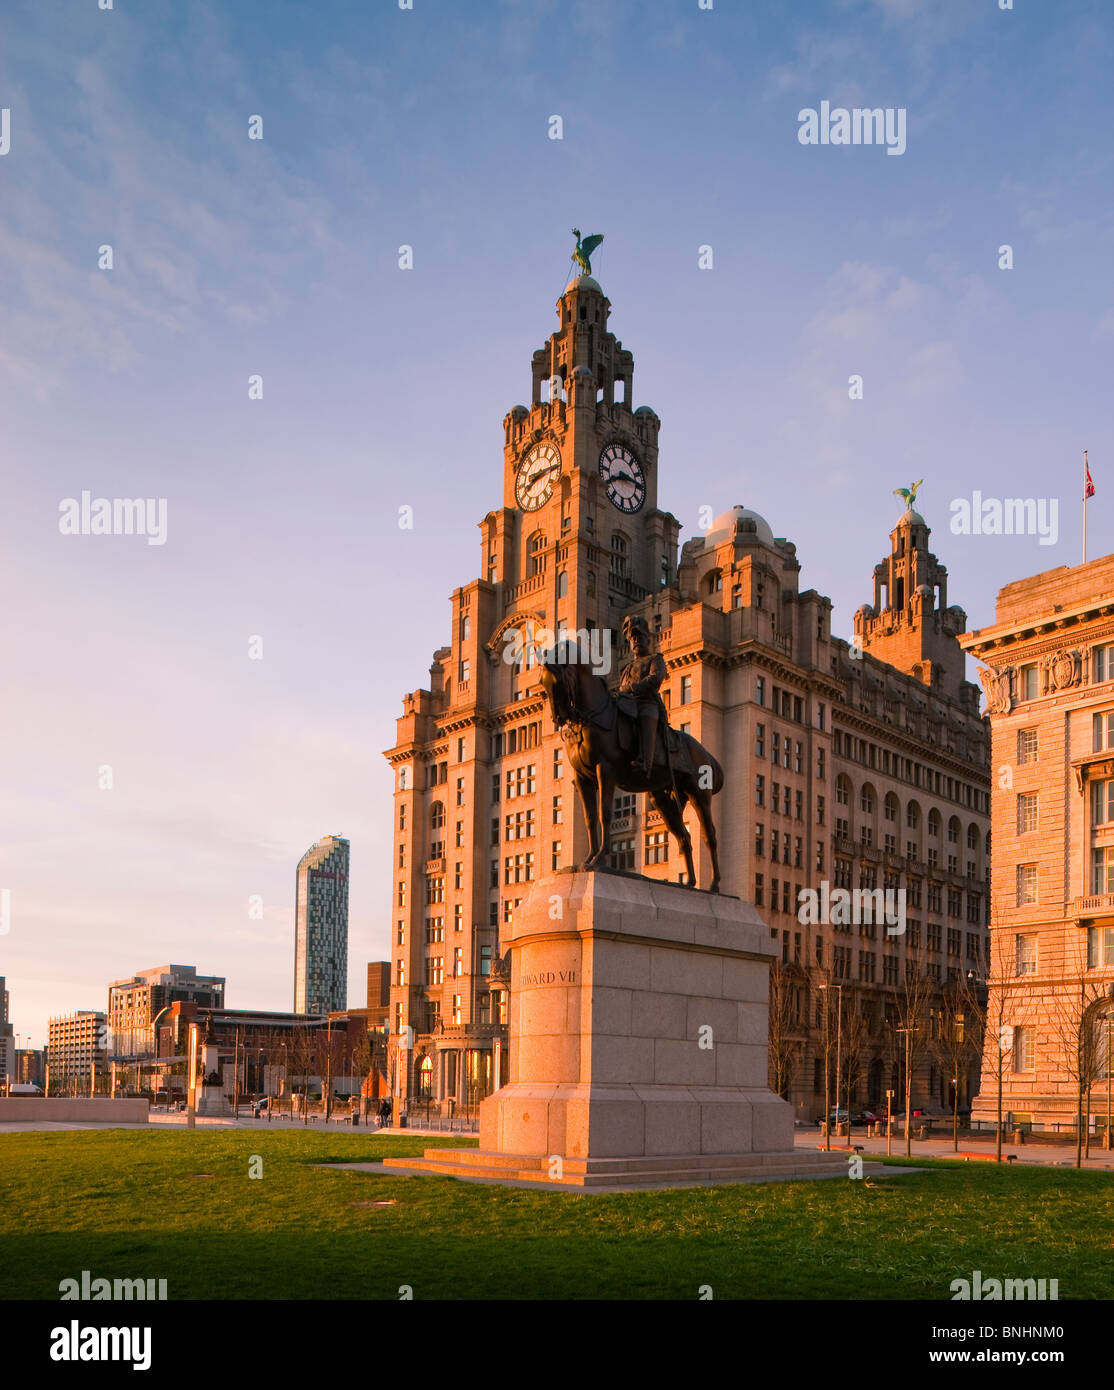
<box><xmin>618</xmin><ymin>614</ymin><xmax>669</xmax><ymax>775</ymax></box>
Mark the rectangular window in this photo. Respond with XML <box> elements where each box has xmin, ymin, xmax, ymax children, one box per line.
<box><xmin>552</xmin><ymin>840</ymin><xmax>562</xmax><ymax>871</ymax></box>
<box><xmin>817</xmin><ymin>748</ymin><xmax>825</xmax><ymax>780</ymax></box>
<box><xmin>1012</xmin><ymin>1026</ymin><xmax>1031</xmax><ymax>1073</ymax></box>
<box><xmin>1016</xmin><ymin>863</ymin><xmax>1038</xmax><ymax>906</ymax></box>
<box><xmin>1092</xmin><ymin>779</ymin><xmax>1114</xmax><ymax>826</ymax></box>
<box><xmin>1017</xmin><ymin>792</ymin><xmax>1038</xmax><ymax>834</ymax></box>
<box><xmin>553</xmin><ymin>747</ymin><xmax>562</xmax><ymax>778</ymax></box>
<box><xmin>755</xmin><ymin>823</ymin><xmax>765</xmax><ymax>857</ymax></box>
<box><xmin>1014</xmin><ymin>933</ymin><xmax>1037</xmax><ymax>976</ymax></box>
<box><xmin>552</xmin><ymin>795</ymin><xmax>563</xmax><ymax>825</ymax></box>
<box><xmin>1017</xmin><ymin>729</ymin><xmax>1037</xmax><ymax>764</ymax></box>
<box><xmin>755</xmin><ymin>723</ymin><xmax>765</xmax><ymax>758</ymax></box>
<box><xmin>452</xmin><ymin>994</ymin><xmax>462</xmax><ymax>1026</ymax></box>
<box><xmin>754</xmin><ymin>873</ymin><xmax>764</xmax><ymax>906</ymax></box>
<box><xmin>644</xmin><ymin>831</ymin><xmax>669</xmax><ymax>865</ymax></box>
<box><xmin>396</xmin><ymin>921</ymin><xmax>405</xmax><ymax>946</ymax></box>
<box><xmin>756</xmin><ymin>775</ymin><xmax>765</xmax><ymax>808</ymax></box>
<box><xmin>680</xmin><ymin>675</ymin><xmax>692</xmax><ymax>704</ymax></box>
<box><xmin>756</xmin><ymin>676</ymin><xmax>766</xmax><ymax>706</ymax></box>
<box><xmin>480</xmin><ymin>944</ymin><xmax>492</xmax><ymax>977</ymax></box>
<box><xmin>453</xmin><ymin>947</ymin><xmax>463</xmax><ymax>978</ymax></box>
<box><xmin>454</xmin><ymin>904</ymin><xmax>463</xmax><ymax>931</ymax></box>
<box><xmin>1093</xmin><ymin>847</ymin><xmax>1114</xmax><ymax>895</ymax></box>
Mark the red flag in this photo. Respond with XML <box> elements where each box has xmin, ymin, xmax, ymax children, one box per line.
<box><xmin>1086</xmin><ymin>454</ymin><xmax>1095</xmax><ymax>499</ymax></box>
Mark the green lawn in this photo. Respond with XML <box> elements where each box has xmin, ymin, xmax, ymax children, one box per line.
<box><xmin>1</xmin><ymin>1129</ymin><xmax>1110</xmax><ymax>1300</ymax></box>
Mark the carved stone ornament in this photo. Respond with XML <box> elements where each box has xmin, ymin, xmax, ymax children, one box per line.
<box><xmin>1047</xmin><ymin>648</ymin><xmax>1082</xmax><ymax>692</ymax></box>
<box><xmin>978</xmin><ymin>664</ymin><xmax>1012</xmax><ymax>715</ymax></box>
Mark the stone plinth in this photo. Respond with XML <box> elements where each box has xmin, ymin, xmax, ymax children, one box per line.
<box><xmin>383</xmin><ymin>871</ymin><xmax>844</xmax><ymax>1187</ymax></box>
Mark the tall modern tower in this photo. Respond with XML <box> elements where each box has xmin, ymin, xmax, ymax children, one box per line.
<box><xmin>293</xmin><ymin>835</ymin><xmax>350</xmax><ymax>1014</ymax></box>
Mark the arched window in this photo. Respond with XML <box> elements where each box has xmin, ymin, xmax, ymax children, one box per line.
<box><xmin>906</xmin><ymin>801</ymin><xmax>920</xmax><ymax>830</ymax></box>
<box><xmin>860</xmin><ymin>785</ymin><xmax>876</xmax><ymax>815</ymax></box>
<box><xmin>557</xmin><ymin>569</ymin><xmax>568</xmax><ymax>598</ymax></box>
<box><xmin>835</xmin><ymin>775</ymin><xmax>851</xmax><ymax>807</ymax></box>
<box><xmin>928</xmin><ymin>809</ymin><xmax>941</xmax><ymax>838</ymax></box>
<box><xmin>610</xmin><ymin>533</ymin><xmax>629</xmax><ymax>578</ymax></box>
<box><xmin>884</xmin><ymin>792</ymin><xmax>899</xmax><ymax>822</ymax></box>
<box><xmin>967</xmin><ymin>824</ymin><xmax>978</xmax><ymax>850</ymax></box>
<box><xmin>948</xmin><ymin>816</ymin><xmax>961</xmax><ymax>844</ymax></box>
<box><xmin>527</xmin><ymin>532</ymin><xmax>547</xmax><ymax>577</ymax></box>
<box><xmin>430</xmin><ymin>801</ymin><xmax>445</xmax><ymax>831</ymax></box>
<box><xmin>418</xmin><ymin>1055</ymin><xmax>433</xmax><ymax>1098</ymax></box>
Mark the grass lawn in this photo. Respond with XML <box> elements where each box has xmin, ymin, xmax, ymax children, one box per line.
<box><xmin>1</xmin><ymin>1128</ymin><xmax>1110</xmax><ymax>1300</ymax></box>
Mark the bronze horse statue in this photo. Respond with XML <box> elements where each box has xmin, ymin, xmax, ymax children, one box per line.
<box><xmin>540</xmin><ymin>643</ymin><xmax>724</xmax><ymax>892</ymax></box>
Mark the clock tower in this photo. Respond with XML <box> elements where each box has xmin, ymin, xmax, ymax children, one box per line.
<box><xmin>486</xmin><ymin>271</ymin><xmax>681</xmax><ymax>666</ymax></box>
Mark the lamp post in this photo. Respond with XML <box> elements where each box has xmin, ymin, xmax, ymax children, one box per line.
<box><xmin>896</xmin><ymin>1026</ymin><xmax>916</xmax><ymax>1157</ymax></box>
<box><xmin>187</xmin><ymin>1021</ymin><xmax>199</xmax><ymax>1129</ymax></box>
<box><xmin>820</xmin><ymin>984</ymin><xmax>831</xmax><ymax>1150</ymax></box>
<box><xmin>1106</xmin><ymin>1014</ymin><xmax>1112</xmax><ymax>1151</ymax></box>
<box><xmin>818</xmin><ymin>983</ymin><xmax>843</xmax><ymax>1147</ymax></box>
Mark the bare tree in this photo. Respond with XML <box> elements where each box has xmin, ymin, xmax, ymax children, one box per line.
<box><xmin>928</xmin><ymin>971</ymin><xmax>985</xmax><ymax>1151</ymax></box>
<box><xmin>1044</xmin><ymin>932</ymin><xmax>1110</xmax><ymax>1167</ymax></box>
<box><xmin>894</xmin><ymin>947</ymin><xmax>936</xmax><ymax>1155</ymax></box>
<box><xmin>768</xmin><ymin>961</ymin><xmax>804</xmax><ymax>1102</ymax></box>
<box><xmin>840</xmin><ymin>987</ymin><xmax>871</xmax><ymax>1134</ymax></box>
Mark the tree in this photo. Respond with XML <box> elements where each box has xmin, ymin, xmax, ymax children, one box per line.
<box><xmin>768</xmin><ymin>961</ymin><xmax>805</xmax><ymax>1102</ymax></box>
<box><xmin>928</xmin><ymin>970</ymin><xmax>986</xmax><ymax>1151</ymax></box>
<box><xmin>1044</xmin><ymin>932</ymin><xmax>1110</xmax><ymax>1167</ymax></box>
<box><xmin>894</xmin><ymin>947</ymin><xmax>936</xmax><ymax>1155</ymax></box>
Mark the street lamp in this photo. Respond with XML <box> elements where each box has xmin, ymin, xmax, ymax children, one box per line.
<box><xmin>895</xmin><ymin>1026</ymin><xmax>917</xmax><ymax>1157</ymax></box>
<box><xmin>819</xmin><ymin>982</ymin><xmax>844</xmax><ymax>1145</ymax></box>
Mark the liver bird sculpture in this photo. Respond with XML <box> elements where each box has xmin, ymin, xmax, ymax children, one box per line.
<box><xmin>571</xmin><ymin>228</ymin><xmax>604</xmax><ymax>276</ymax></box>
<box><xmin>893</xmin><ymin>479</ymin><xmax>924</xmax><ymax>509</ymax></box>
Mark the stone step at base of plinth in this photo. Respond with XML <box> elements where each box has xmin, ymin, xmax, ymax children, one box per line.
<box><xmin>380</xmin><ymin>1147</ymin><xmax>850</xmax><ymax>1189</ymax></box>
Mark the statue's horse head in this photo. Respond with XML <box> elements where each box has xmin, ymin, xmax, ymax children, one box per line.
<box><xmin>539</xmin><ymin>639</ymin><xmax>603</xmax><ymax>729</ymax></box>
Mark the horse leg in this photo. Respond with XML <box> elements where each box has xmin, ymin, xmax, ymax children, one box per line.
<box><xmin>692</xmin><ymin>790</ymin><xmax>721</xmax><ymax>894</ymax></box>
<box><xmin>595</xmin><ymin>763</ymin><xmax>616</xmax><ymax>867</ymax></box>
<box><xmin>650</xmin><ymin>788</ymin><xmax>695</xmax><ymax>888</ymax></box>
<box><xmin>578</xmin><ymin>772</ymin><xmax>602</xmax><ymax>868</ymax></box>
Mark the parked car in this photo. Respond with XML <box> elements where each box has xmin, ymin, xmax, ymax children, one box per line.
<box><xmin>854</xmin><ymin>1110</ymin><xmax>883</xmax><ymax>1125</ymax></box>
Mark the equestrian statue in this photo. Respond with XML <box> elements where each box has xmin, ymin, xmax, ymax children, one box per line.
<box><xmin>539</xmin><ymin>614</ymin><xmax>724</xmax><ymax>893</ymax></box>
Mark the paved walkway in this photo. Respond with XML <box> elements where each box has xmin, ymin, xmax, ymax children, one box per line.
<box><xmin>794</xmin><ymin>1128</ymin><xmax>1114</xmax><ymax>1171</ymax></box>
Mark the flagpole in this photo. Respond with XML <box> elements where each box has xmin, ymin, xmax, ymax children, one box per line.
<box><xmin>1084</xmin><ymin>449</ymin><xmax>1089</xmax><ymax>564</ymax></box>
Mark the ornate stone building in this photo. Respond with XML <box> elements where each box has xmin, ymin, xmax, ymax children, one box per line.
<box><xmin>961</xmin><ymin>554</ymin><xmax>1114</xmax><ymax>1135</ymax></box>
<box><xmin>384</xmin><ymin>269</ymin><xmax>990</xmax><ymax>1118</ymax></box>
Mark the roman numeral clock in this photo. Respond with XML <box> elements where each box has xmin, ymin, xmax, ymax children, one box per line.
<box><xmin>598</xmin><ymin>442</ymin><xmax>645</xmax><ymax>514</ymax></box>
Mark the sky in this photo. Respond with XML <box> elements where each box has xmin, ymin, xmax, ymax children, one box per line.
<box><xmin>1</xmin><ymin>0</ymin><xmax>1111</xmax><ymax>1047</ymax></box>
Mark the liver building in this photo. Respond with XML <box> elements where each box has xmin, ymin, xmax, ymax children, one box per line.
<box><xmin>384</xmin><ymin>260</ymin><xmax>991</xmax><ymax>1121</ymax></box>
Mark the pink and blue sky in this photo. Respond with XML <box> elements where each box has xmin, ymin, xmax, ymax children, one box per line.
<box><xmin>1</xmin><ymin>0</ymin><xmax>1111</xmax><ymax>1045</ymax></box>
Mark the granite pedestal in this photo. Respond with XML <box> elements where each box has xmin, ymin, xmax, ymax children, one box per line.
<box><xmin>383</xmin><ymin>871</ymin><xmax>844</xmax><ymax>1187</ymax></box>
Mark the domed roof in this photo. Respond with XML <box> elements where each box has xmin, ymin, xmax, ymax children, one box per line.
<box><xmin>897</xmin><ymin>507</ymin><xmax>926</xmax><ymax>527</ymax></box>
<box><xmin>702</xmin><ymin>505</ymin><xmax>775</xmax><ymax>549</ymax></box>
<box><xmin>564</xmin><ymin>274</ymin><xmax>603</xmax><ymax>294</ymax></box>
<box><xmin>634</xmin><ymin>405</ymin><xmax>657</xmax><ymax>417</ymax></box>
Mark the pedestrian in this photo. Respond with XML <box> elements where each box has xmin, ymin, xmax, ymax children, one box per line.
<box><xmin>377</xmin><ymin>1098</ymin><xmax>389</xmax><ymax>1129</ymax></box>
<box><xmin>384</xmin><ymin>1097</ymin><xmax>393</xmax><ymax>1129</ymax></box>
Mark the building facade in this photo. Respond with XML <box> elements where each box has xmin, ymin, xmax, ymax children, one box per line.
<box><xmin>294</xmin><ymin>835</ymin><xmax>350</xmax><ymax>1014</ymax></box>
<box><xmin>385</xmin><ymin>269</ymin><xmax>990</xmax><ymax>1118</ymax></box>
<box><xmin>0</xmin><ymin>977</ymin><xmax>13</xmax><ymax>1084</ymax></box>
<box><xmin>961</xmin><ymin>552</ymin><xmax>1114</xmax><ymax>1135</ymax></box>
<box><xmin>107</xmin><ymin>963</ymin><xmax>226</xmax><ymax>1060</ymax></box>
<box><xmin>47</xmin><ymin>1010</ymin><xmax>107</xmax><ymax>1091</ymax></box>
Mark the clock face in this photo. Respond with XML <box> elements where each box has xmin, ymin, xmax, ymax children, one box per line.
<box><xmin>515</xmin><ymin>443</ymin><xmax>561</xmax><ymax>511</ymax></box>
<box><xmin>599</xmin><ymin>442</ymin><xmax>646</xmax><ymax>514</ymax></box>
